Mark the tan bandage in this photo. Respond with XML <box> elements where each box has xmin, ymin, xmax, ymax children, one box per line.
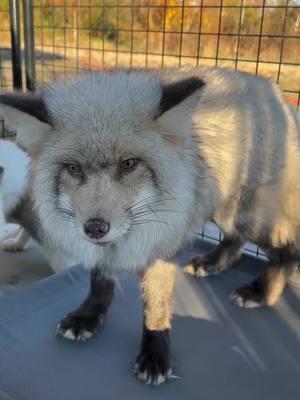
<box><xmin>140</xmin><ymin>260</ymin><xmax>176</xmax><ymax>331</ymax></box>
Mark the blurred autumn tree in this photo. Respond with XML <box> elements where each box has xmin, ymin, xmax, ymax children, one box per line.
<box><xmin>0</xmin><ymin>0</ymin><xmax>299</xmax><ymax>62</ymax></box>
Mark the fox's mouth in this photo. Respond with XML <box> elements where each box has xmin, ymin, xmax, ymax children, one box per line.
<box><xmin>83</xmin><ymin>237</ymin><xmax>113</xmax><ymax>247</ymax></box>
<box><xmin>94</xmin><ymin>241</ymin><xmax>113</xmax><ymax>247</ymax></box>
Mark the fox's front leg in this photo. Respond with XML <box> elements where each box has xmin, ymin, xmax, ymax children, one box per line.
<box><xmin>57</xmin><ymin>268</ymin><xmax>114</xmax><ymax>341</ymax></box>
<box><xmin>135</xmin><ymin>260</ymin><xmax>176</xmax><ymax>386</ymax></box>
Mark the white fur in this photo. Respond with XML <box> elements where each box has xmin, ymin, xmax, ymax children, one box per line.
<box><xmin>59</xmin><ymin>328</ymin><xmax>76</xmax><ymax>340</ymax></box>
<box><xmin>230</xmin><ymin>292</ymin><xmax>262</xmax><ymax>308</ymax></box>
<box><xmin>0</xmin><ymin>228</ymin><xmax>29</xmax><ymax>252</ymax></box>
<box><xmin>0</xmin><ymin>139</ymin><xmax>29</xmax><ymax>215</ymax></box>
<box><xmin>0</xmin><ymin>224</ymin><xmax>21</xmax><ymax>243</ymax></box>
<box><xmin>136</xmin><ymin>367</ymin><xmax>172</xmax><ymax>385</ymax></box>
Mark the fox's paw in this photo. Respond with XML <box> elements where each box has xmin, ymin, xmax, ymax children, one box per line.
<box><xmin>0</xmin><ymin>237</ymin><xmax>25</xmax><ymax>252</ymax></box>
<box><xmin>134</xmin><ymin>351</ymin><xmax>172</xmax><ymax>386</ymax></box>
<box><xmin>183</xmin><ymin>256</ymin><xmax>220</xmax><ymax>278</ymax></box>
<box><xmin>230</xmin><ymin>281</ymin><xmax>264</xmax><ymax>308</ymax></box>
<box><xmin>135</xmin><ymin>329</ymin><xmax>171</xmax><ymax>386</ymax></box>
<box><xmin>56</xmin><ymin>311</ymin><xmax>104</xmax><ymax>342</ymax></box>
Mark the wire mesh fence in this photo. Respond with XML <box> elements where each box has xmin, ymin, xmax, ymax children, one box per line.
<box><xmin>31</xmin><ymin>0</ymin><xmax>300</xmax><ymax>111</ymax></box>
<box><xmin>0</xmin><ymin>1</ymin><xmax>299</xmax><ymax>107</ymax></box>
<box><xmin>0</xmin><ymin>0</ymin><xmax>299</xmax><ymax>257</ymax></box>
<box><xmin>0</xmin><ymin>1</ymin><xmax>14</xmax><ymax>90</ymax></box>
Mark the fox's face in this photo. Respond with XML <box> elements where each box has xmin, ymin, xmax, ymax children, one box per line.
<box><xmin>0</xmin><ymin>71</ymin><xmax>204</xmax><ymax>252</ymax></box>
<box><xmin>40</xmin><ymin>116</ymin><xmax>171</xmax><ymax>246</ymax></box>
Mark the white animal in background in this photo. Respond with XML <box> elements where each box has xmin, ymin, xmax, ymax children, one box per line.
<box><xmin>0</xmin><ymin>138</ymin><xmax>78</xmax><ymax>270</ymax></box>
<box><xmin>0</xmin><ymin>139</ymin><xmax>30</xmax><ymax>251</ymax></box>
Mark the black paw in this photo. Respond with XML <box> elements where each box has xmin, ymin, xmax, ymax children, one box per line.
<box><xmin>134</xmin><ymin>329</ymin><xmax>171</xmax><ymax>386</ymax></box>
<box><xmin>56</xmin><ymin>311</ymin><xmax>104</xmax><ymax>341</ymax></box>
<box><xmin>230</xmin><ymin>279</ymin><xmax>264</xmax><ymax>308</ymax></box>
<box><xmin>183</xmin><ymin>256</ymin><xmax>219</xmax><ymax>277</ymax></box>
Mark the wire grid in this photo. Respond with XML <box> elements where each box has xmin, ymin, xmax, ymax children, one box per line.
<box><xmin>0</xmin><ymin>2</ymin><xmax>14</xmax><ymax>91</ymax></box>
<box><xmin>30</xmin><ymin>0</ymin><xmax>300</xmax><ymax>110</ymax></box>
<box><xmin>0</xmin><ymin>3</ymin><xmax>16</xmax><ymax>140</ymax></box>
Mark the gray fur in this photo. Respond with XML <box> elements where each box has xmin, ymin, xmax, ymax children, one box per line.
<box><xmin>0</xmin><ymin>67</ymin><xmax>299</xmax><ymax>274</ymax></box>
<box><xmin>1</xmin><ymin>66</ymin><xmax>299</xmax><ymax>385</ymax></box>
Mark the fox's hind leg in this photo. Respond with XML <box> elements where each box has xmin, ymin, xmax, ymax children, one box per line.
<box><xmin>57</xmin><ymin>268</ymin><xmax>114</xmax><ymax>341</ymax></box>
<box><xmin>184</xmin><ymin>235</ymin><xmax>245</xmax><ymax>278</ymax></box>
<box><xmin>230</xmin><ymin>247</ymin><xmax>297</xmax><ymax>308</ymax></box>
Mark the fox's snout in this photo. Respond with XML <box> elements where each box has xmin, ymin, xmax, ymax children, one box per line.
<box><xmin>84</xmin><ymin>218</ymin><xmax>110</xmax><ymax>240</ymax></box>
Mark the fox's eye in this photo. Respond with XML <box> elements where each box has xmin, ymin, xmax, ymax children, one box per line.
<box><xmin>121</xmin><ymin>159</ymin><xmax>139</xmax><ymax>171</ymax></box>
<box><xmin>66</xmin><ymin>164</ymin><xmax>83</xmax><ymax>176</ymax></box>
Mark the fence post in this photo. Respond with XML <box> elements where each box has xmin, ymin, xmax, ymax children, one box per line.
<box><xmin>23</xmin><ymin>0</ymin><xmax>36</xmax><ymax>91</ymax></box>
<box><xmin>9</xmin><ymin>0</ymin><xmax>22</xmax><ymax>90</ymax></box>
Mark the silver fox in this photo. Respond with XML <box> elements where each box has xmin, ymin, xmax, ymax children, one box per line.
<box><xmin>0</xmin><ymin>67</ymin><xmax>299</xmax><ymax>385</ymax></box>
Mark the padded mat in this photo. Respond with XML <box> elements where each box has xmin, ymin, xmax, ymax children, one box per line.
<box><xmin>0</xmin><ymin>248</ymin><xmax>299</xmax><ymax>400</ymax></box>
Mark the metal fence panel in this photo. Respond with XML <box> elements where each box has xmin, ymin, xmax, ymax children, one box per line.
<box><xmin>29</xmin><ymin>0</ymin><xmax>299</xmax><ymax>110</ymax></box>
<box><xmin>0</xmin><ymin>1</ymin><xmax>14</xmax><ymax>91</ymax></box>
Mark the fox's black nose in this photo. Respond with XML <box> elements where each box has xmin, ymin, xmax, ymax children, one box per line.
<box><xmin>84</xmin><ymin>218</ymin><xmax>110</xmax><ymax>239</ymax></box>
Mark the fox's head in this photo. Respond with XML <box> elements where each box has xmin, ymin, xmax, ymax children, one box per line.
<box><xmin>0</xmin><ymin>71</ymin><xmax>204</xmax><ymax>258</ymax></box>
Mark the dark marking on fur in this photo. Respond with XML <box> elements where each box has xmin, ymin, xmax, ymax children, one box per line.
<box><xmin>156</xmin><ymin>77</ymin><xmax>205</xmax><ymax>117</ymax></box>
<box><xmin>57</xmin><ymin>268</ymin><xmax>115</xmax><ymax>340</ymax></box>
<box><xmin>135</xmin><ymin>327</ymin><xmax>171</xmax><ymax>385</ymax></box>
<box><xmin>54</xmin><ymin>171</ymin><xmax>61</xmax><ymax>197</ymax></box>
<box><xmin>145</xmin><ymin>162</ymin><xmax>161</xmax><ymax>192</ymax></box>
<box><xmin>0</xmin><ymin>92</ymin><xmax>51</xmax><ymax>124</ymax></box>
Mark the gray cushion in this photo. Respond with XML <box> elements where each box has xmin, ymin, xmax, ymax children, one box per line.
<box><xmin>0</xmin><ymin>247</ymin><xmax>299</xmax><ymax>400</ymax></box>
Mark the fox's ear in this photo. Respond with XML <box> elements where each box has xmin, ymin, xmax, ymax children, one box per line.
<box><xmin>156</xmin><ymin>77</ymin><xmax>205</xmax><ymax>118</ymax></box>
<box><xmin>154</xmin><ymin>77</ymin><xmax>205</xmax><ymax>143</ymax></box>
<box><xmin>0</xmin><ymin>92</ymin><xmax>52</xmax><ymax>154</ymax></box>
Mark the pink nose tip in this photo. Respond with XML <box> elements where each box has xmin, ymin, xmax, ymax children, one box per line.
<box><xmin>84</xmin><ymin>218</ymin><xmax>110</xmax><ymax>239</ymax></box>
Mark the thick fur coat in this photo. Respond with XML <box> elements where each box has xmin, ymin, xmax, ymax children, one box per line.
<box><xmin>0</xmin><ymin>67</ymin><xmax>299</xmax><ymax>385</ymax></box>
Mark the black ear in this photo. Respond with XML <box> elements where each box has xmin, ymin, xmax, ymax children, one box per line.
<box><xmin>0</xmin><ymin>92</ymin><xmax>52</xmax><ymax>154</ymax></box>
<box><xmin>0</xmin><ymin>92</ymin><xmax>50</xmax><ymax>124</ymax></box>
<box><xmin>157</xmin><ymin>77</ymin><xmax>205</xmax><ymax>118</ymax></box>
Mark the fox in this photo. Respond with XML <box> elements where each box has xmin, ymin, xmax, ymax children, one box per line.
<box><xmin>0</xmin><ymin>67</ymin><xmax>299</xmax><ymax>386</ymax></box>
